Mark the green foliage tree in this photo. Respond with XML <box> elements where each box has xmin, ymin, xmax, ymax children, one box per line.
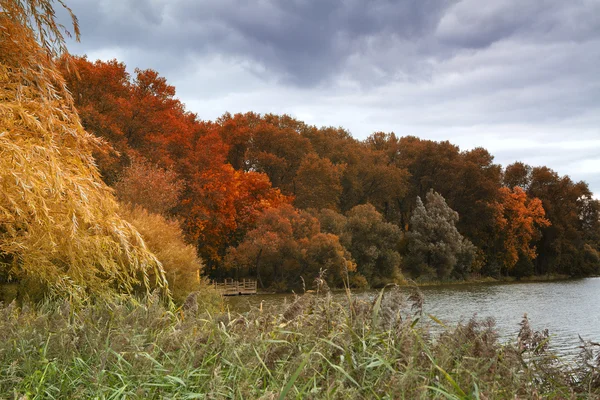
<box><xmin>405</xmin><ymin>190</ymin><xmax>477</xmax><ymax>279</ymax></box>
<box><xmin>340</xmin><ymin>204</ymin><xmax>404</xmax><ymax>286</ymax></box>
<box><xmin>0</xmin><ymin>2</ymin><xmax>167</xmax><ymax>299</ymax></box>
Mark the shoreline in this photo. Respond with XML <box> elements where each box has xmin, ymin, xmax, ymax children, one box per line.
<box><xmin>252</xmin><ymin>274</ymin><xmax>599</xmax><ymax>295</ymax></box>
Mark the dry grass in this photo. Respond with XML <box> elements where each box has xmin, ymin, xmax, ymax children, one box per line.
<box><xmin>0</xmin><ymin>287</ymin><xmax>598</xmax><ymax>399</ymax></box>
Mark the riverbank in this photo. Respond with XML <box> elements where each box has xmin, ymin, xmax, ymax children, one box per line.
<box><xmin>250</xmin><ymin>274</ymin><xmax>574</xmax><ymax>295</ymax></box>
<box><xmin>409</xmin><ymin>273</ymin><xmax>574</xmax><ymax>288</ymax></box>
<box><xmin>1</xmin><ymin>290</ymin><xmax>599</xmax><ymax>398</ymax></box>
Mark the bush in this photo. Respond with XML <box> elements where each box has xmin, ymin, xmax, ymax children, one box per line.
<box><xmin>120</xmin><ymin>205</ymin><xmax>217</xmax><ymax>303</ymax></box>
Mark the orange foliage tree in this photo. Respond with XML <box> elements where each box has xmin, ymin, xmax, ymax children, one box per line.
<box><xmin>182</xmin><ymin>164</ymin><xmax>290</xmax><ymax>272</ymax></box>
<box><xmin>225</xmin><ymin>204</ymin><xmax>355</xmax><ymax>291</ymax></box>
<box><xmin>60</xmin><ymin>56</ymin><xmax>198</xmax><ymax>182</ymax></box>
<box><xmin>294</xmin><ymin>154</ymin><xmax>345</xmax><ymax>210</ymax></box>
<box><xmin>0</xmin><ymin>2</ymin><xmax>168</xmax><ymax>299</ymax></box>
<box><xmin>494</xmin><ymin>187</ymin><xmax>550</xmax><ymax>272</ymax></box>
<box><xmin>114</xmin><ymin>157</ymin><xmax>184</xmax><ymax>215</ymax></box>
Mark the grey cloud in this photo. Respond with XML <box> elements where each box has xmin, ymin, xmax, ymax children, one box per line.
<box><xmin>62</xmin><ymin>0</ymin><xmax>600</xmax><ymax>87</ymax></box>
<box><xmin>436</xmin><ymin>0</ymin><xmax>600</xmax><ymax>48</ymax></box>
<box><xmin>58</xmin><ymin>0</ymin><xmax>600</xmax><ymax>194</ymax></box>
<box><xmin>64</xmin><ymin>0</ymin><xmax>457</xmax><ymax>85</ymax></box>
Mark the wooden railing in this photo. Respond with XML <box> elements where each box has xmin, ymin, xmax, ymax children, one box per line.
<box><xmin>212</xmin><ymin>279</ymin><xmax>257</xmax><ymax>296</ymax></box>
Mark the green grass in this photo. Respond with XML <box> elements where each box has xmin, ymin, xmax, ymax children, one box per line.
<box><xmin>0</xmin><ymin>287</ymin><xmax>598</xmax><ymax>399</ymax></box>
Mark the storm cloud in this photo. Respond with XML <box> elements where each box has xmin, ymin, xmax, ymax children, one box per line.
<box><xmin>60</xmin><ymin>0</ymin><xmax>600</xmax><ymax>194</ymax></box>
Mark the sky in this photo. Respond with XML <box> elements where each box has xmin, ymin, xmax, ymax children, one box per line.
<box><xmin>59</xmin><ymin>0</ymin><xmax>600</xmax><ymax>195</ymax></box>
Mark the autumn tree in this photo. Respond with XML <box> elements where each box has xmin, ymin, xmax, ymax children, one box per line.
<box><xmin>120</xmin><ymin>205</ymin><xmax>206</xmax><ymax>302</ymax></box>
<box><xmin>493</xmin><ymin>187</ymin><xmax>550</xmax><ymax>276</ymax></box>
<box><xmin>114</xmin><ymin>157</ymin><xmax>184</xmax><ymax>215</ymax></box>
<box><xmin>504</xmin><ymin>162</ymin><xmax>532</xmax><ymax>190</ymax></box>
<box><xmin>302</xmin><ymin>126</ymin><xmax>359</xmax><ymax>167</ymax></box>
<box><xmin>60</xmin><ymin>56</ymin><xmax>199</xmax><ymax>181</ymax></box>
<box><xmin>182</xmin><ymin>164</ymin><xmax>290</xmax><ymax>272</ymax></box>
<box><xmin>58</xmin><ymin>56</ymin><xmax>133</xmax><ymax>184</ymax></box>
<box><xmin>225</xmin><ymin>205</ymin><xmax>355</xmax><ymax>291</ymax></box>
<box><xmin>0</xmin><ymin>2</ymin><xmax>167</xmax><ymax>299</ymax></box>
<box><xmin>525</xmin><ymin>167</ymin><xmax>599</xmax><ymax>276</ymax></box>
<box><xmin>405</xmin><ymin>190</ymin><xmax>477</xmax><ymax>279</ymax></box>
<box><xmin>294</xmin><ymin>154</ymin><xmax>345</xmax><ymax>210</ymax></box>
<box><xmin>242</xmin><ymin>114</ymin><xmax>313</xmax><ymax>195</ymax></box>
<box><xmin>311</xmin><ymin>208</ymin><xmax>348</xmax><ymax>237</ymax></box>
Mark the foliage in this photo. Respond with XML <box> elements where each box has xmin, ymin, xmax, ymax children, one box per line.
<box><xmin>493</xmin><ymin>187</ymin><xmax>550</xmax><ymax>273</ymax></box>
<box><xmin>0</xmin><ymin>11</ymin><xmax>166</xmax><ymax>299</ymax></box>
<box><xmin>225</xmin><ymin>204</ymin><xmax>355</xmax><ymax>291</ymax></box>
<box><xmin>0</xmin><ymin>291</ymin><xmax>599</xmax><ymax>398</ymax></box>
<box><xmin>0</xmin><ymin>0</ymin><xmax>80</xmax><ymax>57</ymax></box>
<box><xmin>119</xmin><ymin>205</ymin><xmax>216</xmax><ymax>303</ymax></box>
<box><xmin>114</xmin><ymin>157</ymin><xmax>184</xmax><ymax>215</ymax></box>
<box><xmin>406</xmin><ymin>190</ymin><xmax>477</xmax><ymax>279</ymax></box>
<box><xmin>294</xmin><ymin>154</ymin><xmax>344</xmax><ymax>210</ymax></box>
<box><xmin>183</xmin><ymin>165</ymin><xmax>291</xmax><ymax>270</ymax></box>
<box><xmin>57</xmin><ymin>51</ymin><xmax>600</xmax><ymax>289</ymax></box>
<box><xmin>339</xmin><ymin>204</ymin><xmax>404</xmax><ymax>286</ymax></box>
<box><xmin>525</xmin><ymin>166</ymin><xmax>600</xmax><ymax>276</ymax></box>
<box><xmin>504</xmin><ymin>161</ymin><xmax>532</xmax><ymax>190</ymax></box>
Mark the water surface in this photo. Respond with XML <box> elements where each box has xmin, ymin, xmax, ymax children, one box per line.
<box><xmin>226</xmin><ymin>277</ymin><xmax>600</xmax><ymax>356</ymax></box>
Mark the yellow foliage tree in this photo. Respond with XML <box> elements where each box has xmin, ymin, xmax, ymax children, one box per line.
<box><xmin>0</xmin><ymin>2</ymin><xmax>168</xmax><ymax>298</ymax></box>
<box><xmin>120</xmin><ymin>205</ymin><xmax>211</xmax><ymax>303</ymax></box>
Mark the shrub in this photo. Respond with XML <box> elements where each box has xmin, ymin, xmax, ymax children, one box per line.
<box><xmin>120</xmin><ymin>205</ymin><xmax>217</xmax><ymax>303</ymax></box>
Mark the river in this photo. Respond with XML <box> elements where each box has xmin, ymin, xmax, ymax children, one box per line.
<box><xmin>225</xmin><ymin>277</ymin><xmax>600</xmax><ymax>357</ymax></box>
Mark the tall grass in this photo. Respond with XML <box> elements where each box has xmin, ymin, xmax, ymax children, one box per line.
<box><xmin>0</xmin><ymin>287</ymin><xmax>598</xmax><ymax>399</ymax></box>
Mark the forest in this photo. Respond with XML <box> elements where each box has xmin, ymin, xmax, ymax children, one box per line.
<box><xmin>40</xmin><ymin>54</ymin><xmax>599</xmax><ymax>293</ymax></box>
<box><xmin>4</xmin><ymin>46</ymin><xmax>600</xmax><ymax>298</ymax></box>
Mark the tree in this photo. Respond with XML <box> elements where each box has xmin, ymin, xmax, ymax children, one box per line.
<box><xmin>60</xmin><ymin>56</ymin><xmax>199</xmax><ymax>182</ymax></box>
<box><xmin>114</xmin><ymin>157</ymin><xmax>184</xmax><ymax>215</ymax></box>
<box><xmin>294</xmin><ymin>154</ymin><xmax>344</xmax><ymax>210</ymax></box>
<box><xmin>182</xmin><ymin>165</ymin><xmax>290</xmax><ymax>271</ymax></box>
<box><xmin>526</xmin><ymin>167</ymin><xmax>599</xmax><ymax>275</ymax></box>
<box><xmin>224</xmin><ymin>205</ymin><xmax>355</xmax><ymax>291</ymax></box>
<box><xmin>504</xmin><ymin>162</ymin><xmax>532</xmax><ymax>190</ymax></box>
<box><xmin>0</xmin><ymin>3</ymin><xmax>167</xmax><ymax>298</ymax></box>
<box><xmin>223</xmin><ymin>113</ymin><xmax>314</xmax><ymax>195</ymax></box>
<box><xmin>342</xmin><ymin>204</ymin><xmax>404</xmax><ymax>286</ymax></box>
<box><xmin>120</xmin><ymin>205</ymin><xmax>205</xmax><ymax>302</ymax></box>
<box><xmin>58</xmin><ymin>56</ymin><xmax>132</xmax><ymax>184</ymax></box>
<box><xmin>493</xmin><ymin>187</ymin><xmax>550</xmax><ymax>275</ymax></box>
<box><xmin>341</xmin><ymin>145</ymin><xmax>409</xmax><ymax>221</ymax></box>
<box><xmin>405</xmin><ymin>190</ymin><xmax>477</xmax><ymax>279</ymax></box>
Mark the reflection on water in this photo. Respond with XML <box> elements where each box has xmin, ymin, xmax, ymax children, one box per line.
<box><xmin>226</xmin><ymin>277</ymin><xmax>600</xmax><ymax>356</ymax></box>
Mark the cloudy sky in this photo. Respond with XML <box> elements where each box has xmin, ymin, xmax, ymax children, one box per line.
<box><xmin>60</xmin><ymin>0</ymin><xmax>600</xmax><ymax>195</ymax></box>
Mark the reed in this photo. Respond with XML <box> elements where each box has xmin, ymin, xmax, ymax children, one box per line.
<box><xmin>0</xmin><ymin>287</ymin><xmax>598</xmax><ymax>399</ymax></box>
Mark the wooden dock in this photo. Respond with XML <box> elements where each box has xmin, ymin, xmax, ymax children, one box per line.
<box><xmin>212</xmin><ymin>279</ymin><xmax>257</xmax><ymax>296</ymax></box>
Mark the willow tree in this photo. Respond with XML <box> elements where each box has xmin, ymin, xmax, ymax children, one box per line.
<box><xmin>0</xmin><ymin>1</ymin><xmax>168</xmax><ymax>298</ymax></box>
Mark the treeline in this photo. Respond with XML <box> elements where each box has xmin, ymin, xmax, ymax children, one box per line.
<box><xmin>59</xmin><ymin>56</ymin><xmax>600</xmax><ymax>291</ymax></box>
